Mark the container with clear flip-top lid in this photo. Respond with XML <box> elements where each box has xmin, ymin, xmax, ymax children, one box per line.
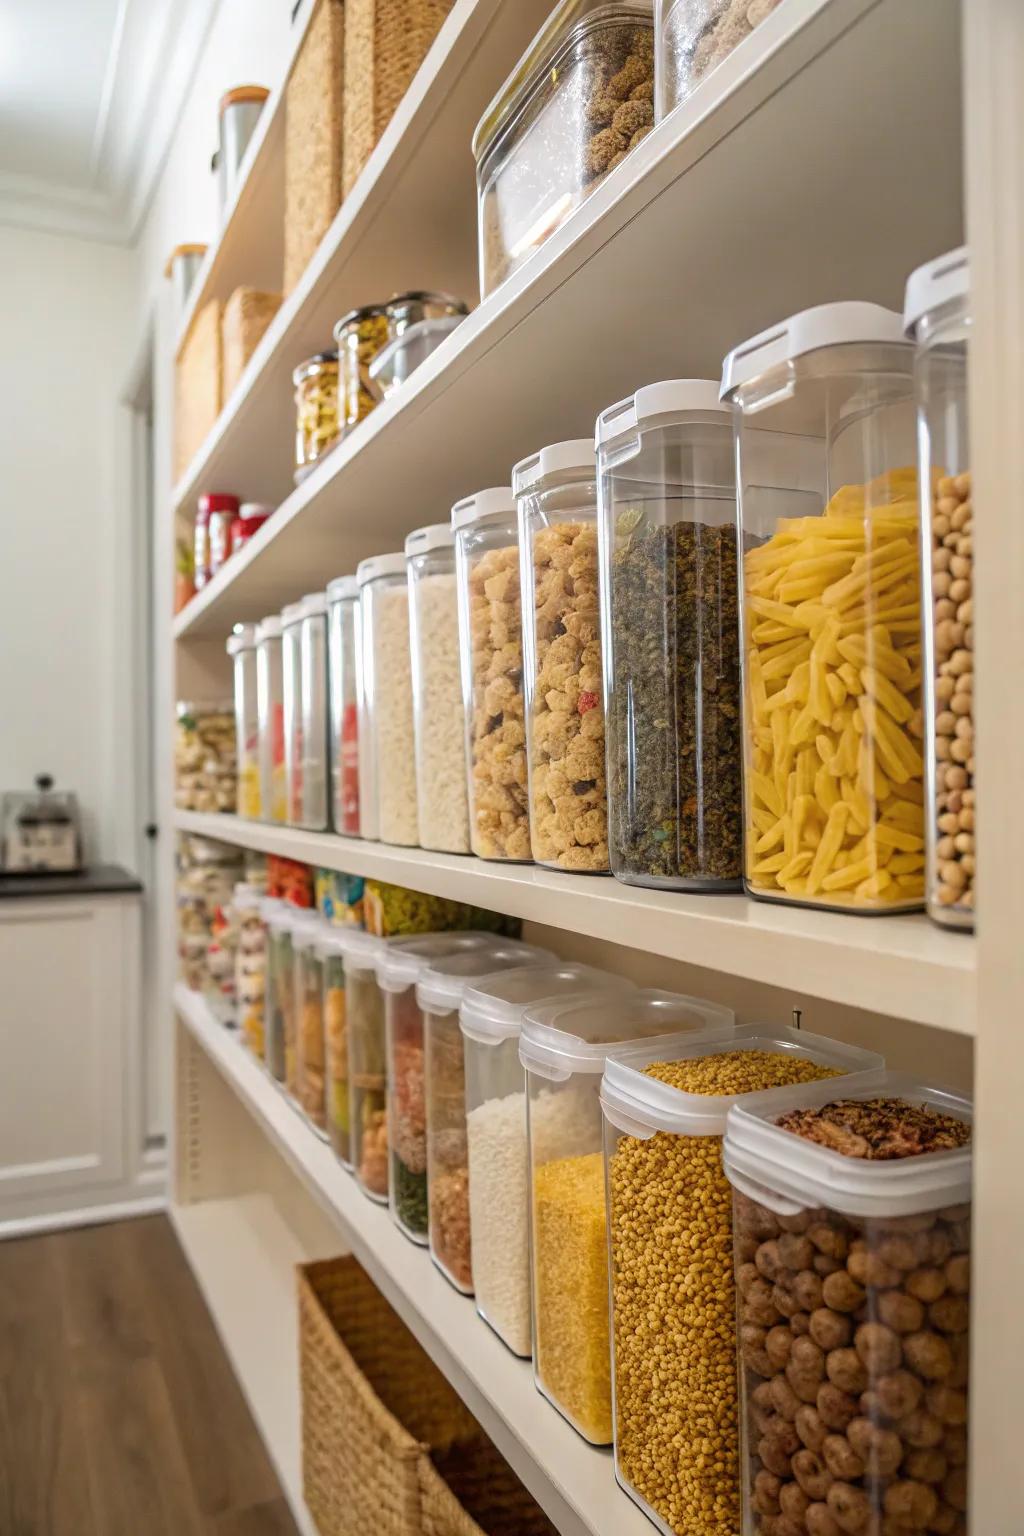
<box><xmin>655</xmin><ymin>0</ymin><xmax>785</xmax><ymax>122</ymax></box>
<box><xmin>357</xmin><ymin>553</ymin><xmax>418</xmax><ymax>847</ymax></box>
<box><xmin>283</xmin><ymin>594</ymin><xmax>329</xmax><ymax>831</ymax></box>
<box><xmin>327</xmin><ymin>575</ymin><xmax>361</xmax><ymax>837</ymax></box>
<box><xmin>267</xmin><ymin>907</ymin><xmax>318</xmax><ymax>1090</ymax></box>
<box><xmin>227</xmin><ymin>623</ymin><xmax>260</xmax><ymax>818</ymax></box>
<box><xmin>722</xmin><ymin>1071</ymin><xmax>971</xmax><ymax>1536</ymax></box>
<box><xmin>255</xmin><ymin>615</ymin><xmax>286</xmax><ymax>823</ymax></box>
<box><xmin>904</xmin><ymin>248</ymin><xmax>975</xmax><ymax>932</ymax></box>
<box><xmin>406</xmin><ymin>524</ymin><xmax>470</xmax><ymax>854</ymax></box>
<box><xmin>472</xmin><ymin>1</ymin><xmax>655</xmax><ymax>296</ymax></box>
<box><xmin>339</xmin><ymin>929</ymin><xmax>387</xmax><ymax>1202</ymax></box>
<box><xmin>721</xmin><ymin>302</ymin><xmax>922</xmax><ymax>914</ymax></box>
<box><xmin>597</xmin><ymin>380</ymin><xmax>742</xmax><ymax>890</ymax></box>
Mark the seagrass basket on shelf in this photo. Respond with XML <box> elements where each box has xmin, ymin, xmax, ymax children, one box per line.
<box><xmin>174</xmin><ymin>297</ymin><xmax>222</xmax><ymax>481</ymax></box>
<box><xmin>221</xmin><ymin>286</ymin><xmax>282</xmax><ymax>398</ymax></box>
<box><xmin>284</xmin><ymin>0</ymin><xmax>345</xmax><ymax>294</ymax></box>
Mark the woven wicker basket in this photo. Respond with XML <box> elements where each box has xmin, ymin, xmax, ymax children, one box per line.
<box><xmin>342</xmin><ymin>0</ymin><xmax>453</xmax><ymax>197</ymax></box>
<box><xmin>174</xmin><ymin>297</ymin><xmax>222</xmax><ymax>482</ymax></box>
<box><xmin>221</xmin><ymin>286</ymin><xmax>282</xmax><ymax>399</ymax></box>
<box><xmin>298</xmin><ymin>1257</ymin><xmax>558</xmax><ymax>1536</ymax></box>
<box><xmin>284</xmin><ymin>0</ymin><xmax>345</xmax><ymax>294</ymax></box>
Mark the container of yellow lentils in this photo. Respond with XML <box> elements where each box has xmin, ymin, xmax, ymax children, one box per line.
<box><xmin>721</xmin><ymin>303</ymin><xmax>923</xmax><ymax>913</ymax></box>
<box><xmin>599</xmin><ymin>1027</ymin><xmax>884</xmax><ymax>1535</ymax></box>
<box><xmin>521</xmin><ymin>989</ymin><xmax>736</xmax><ymax>1446</ymax></box>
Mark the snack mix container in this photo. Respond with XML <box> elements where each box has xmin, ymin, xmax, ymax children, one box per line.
<box><xmin>256</xmin><ymin>615</ymin><xmax>286</xmax><ymax>823</ymax></box>
<box><xmin>599</xmin><ymin>1027</ymin><xmax>884</xmax><ymax>1532</ymax></box>
<box><xmin>341</xmin><ymin>928</ymin><xmax>387</xmax><ymax>1201</ymax></box>
<box><xmin>327</xmin><ymin>575</ymin><xmax>361</xmax><ymax>837</ymax></box>
<box><xmin>472</xmin><ymin>0</ymin><xmax>655</xmax><ymax>296</ymax></box>
<box><xmin>722</xmin><ymin>302</ymin><xmax>922</xmax><ymax>914</ymax></box>
<box><xmin>452</xmin><ymin>488</ymin><xmax>532</xmax><ymax>862</ymax></box>
<box><xmin>597</xmin><ymin>380</ymin><xmax>742</xmax><ymax>889</ymax></box>
<box><xmin>292</xmin><ymin>921</ymin><xmax>327</xmax><ymax>1133</ymax></box>
<box><xmin>406</xmin><ymin>524</ymin><xmax>470</xmax><ymax>854</ymax></box>
<box><xmin>293</xmin><ymin>350</ymin><xmax>340</xmax><ymax>478</ymax></box>
<box><xmin>227</xmin><ymin>623</ymin><xmax>260</xmax><ymax>818</ymax></box>
<box><xmin>320</xmin><ymin>932</ymin><xmax>352</xmax><ymax>1166</ymax></box>
<box><xmin>904</xmin><ymin>248</ymin><xmax>975</xmax><ymax>931</ymax></box>
<box><xmin>357</xmin><ymin>553</ymin><xmax>418</xmax><ymax>846</ymax></box>
<box><xmin>514</xmin><ymin>439</ymin><xmax>608</xmax><ymax>872</ymax></box>
<box><xmin>722</xmin><ymin>1070</ymin><xmax>971</xmax><ymax>1536</ymax></box>
<box><xmin>655</xmin><ymin>0</ymin><xmax>785</xmax><ymax>121</ymax></box>
<box><xmin>333</xmin><ymin>303</ymin><xmax>389</xmax><ymax>431</ymax></box>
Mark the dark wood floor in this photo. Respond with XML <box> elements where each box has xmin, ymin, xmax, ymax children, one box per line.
<box><xmin>0</xmin><ymin>1214</ymin><xmax>299</xmax><ymax>1536</ymax></box>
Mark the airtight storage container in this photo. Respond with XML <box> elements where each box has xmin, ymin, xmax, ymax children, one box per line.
<box><xmin>341</xmin><ymin>929</ymin><xmax>387</xmax><ymax>1201</ymax></box>
<box><xmin>722</xmin><ymin>303</ymin><xmax>922</xmax><ymax>914</ymax></box>
<box><xmin>600</xmin><ymin>1027</ymin><xmax>884</xmax><ymax>1533</ymax></box>
<box><xmin>514</xmin><ymin>439</ymin><xmax>607</xmax><ymax>872</ymax></box>
<box><xmin>452</xmin><ymin>488</ymin><xmax>531</xmax><ymax>861</ymax></box>
<box><xmin>327</xmin><ymin>575</ymin><xmax>361</xmax><ymax>836</ymax></box>
<box><xmin>300</xmin><ymin>591</ymin><xmax>330</xmax><ymax>830</ymax></box>
<box><xmin>333</xmin><ymin>303</ymin><xmax>389</xmax><ymax>431</ymax></box>
<box><xmin>293</xmin><ymin>350</ymin><xmax>339</xmax><ymax>478</ymax></box>
<box><xmin>261</xmin><ymin>897</ymin><xmax>285</xmax><ymax>1076</ymax></box>
<box><xmin>271</xmin><ymin>907</ymin><xmax>319</xmax><ymax>1091</ymax></box>
<box><xmin>320</xmin><ymin>931</ymin><xmax>350</xmax><ymax>1163</ymax></box>
<box><xmin>525</xmin><ymin>990</ymin><xmax>737</xmax><ymax>1445</ymax></box>
<box><xmin>233</xmin><ymin>883</ymin><xmax>266</xmax><ymax>1055</ymax></box>
<box><xmin>722</xmin><ymin>1071</ymin><xmax>971</xmax><ymax>1536</ymax></box>
<box><xmin>597</xmin><ymin>380</ymin><xmax>742</xmax><ymax>889</ymax></box>
<box><xmin>656</xmin><ymin>0</ymin><xmax>783</xmax><ymax>122</ymax></box>
<box><xmin>256</xmin><ymin>614</ymin><xmax>286</xmax><ymax>824</ymax></box>
<box><xmin>227</xmin><ymin>623</ymin><xmax>260</xmax><ymax>818</ymax></box>
<box><xmin>293</xmin><ymin>921</ymin><xmax>327</xmax><ymax>1134</ymax></box>
<box><xmin>904</xmin><ymin>249</ymin><xmax>975</xmax><ymax>931</ymax></box>
<box><xmin>357</xmin><ymin>553</ymin><xmax>418</xmax><ymax>846</ymax></box>
<box><xmin>406</xmin><ymin>523</ymin><xmax>470</xmax><ymax>854</ymax></box>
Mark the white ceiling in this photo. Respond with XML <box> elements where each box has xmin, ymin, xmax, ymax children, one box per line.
<box><xmin>0</xmin><ymin>0</ymin><xmax>218</xmax><ymax>244</ymax></box>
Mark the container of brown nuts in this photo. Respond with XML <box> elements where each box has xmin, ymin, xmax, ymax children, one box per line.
<box><xmin>723</xmin><ymin>1071</ymin><xmax>972</xmax><ymax>1536</ymax></box>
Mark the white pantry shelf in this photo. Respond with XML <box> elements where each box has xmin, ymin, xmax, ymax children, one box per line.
<box><xmin>174</xmin><ymin>810</ymin><xmax>975</xmax><ymax>1033</ymax></box>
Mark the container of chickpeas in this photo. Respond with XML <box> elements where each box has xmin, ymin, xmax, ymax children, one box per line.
<box><xmin>721</xmin><ymin>303</ymin><xmax>923</xmax><ymax>913</ymax></box>
<box><xmin>599</xmin><ymin>1028</ymin><xmax>883</xmax><ymax>1535</ymax></box>
<box><xmin>904</xmin><ymin>249</ymin><xmax>974</xmax><ymax>930</ymax></box>
<box><xmin>522</xmin><ymin>989</ymin><xmax>736</xmax><ymax>1446</ymax></box>
<box><xmin>722</xmin><ymin>1070</ymin><xmax>971</xmax><ymax>1536</ymax></box>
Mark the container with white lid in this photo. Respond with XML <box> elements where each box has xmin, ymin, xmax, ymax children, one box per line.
<box><xmin>904</xmin><ymin>248</ymin><xmax>974</xmax><ymax>932</ymax></box>
<box><xmin>327</xmin><ymin>575</ymin><xmax>361</xmax><ymax>837</ymax></box>
<box><xmin>337</xmin><ymin>926</ymin><xmax>387</xmax><ymax>1200</ymax></box>
<box><xmin>317</xmin><ymin>929</ymin><xmax>352</xmax><ymax>1165</ymax></box>
<box><xmin>722</xmin><ymin>303</ymin><xmax>921</xmax><ymax>915</ymax></box>
<box><xmin>291</xmin><ymin>918</ymin><xmax>328</xmax><ymax>1130</ymax></box>
<box><xmin>452</xmin><ymin>488</ymin><xmax>531</xmax><ymax>862</ymax></box>
<box><xmin>513</xmin><ymin>440</ymin><xmax>607</xmax><ymax>873</ymax></box>
<box><xmin>600</xmin><ymin>1026</ymin><xmax>885</xmax><ymax>1534</ymax></box>
<box><xmin>722</xmin><ymin>1070</ymin><xmax>971</xmax><ymax>1536</ymax></box>
<box><xmin>264</xmin><ymin>906</ymin><xmax>318</xmax><ymax>1087</ymax></box>
<box><xmin>417</xmin><ymin>942</ymin><xmax>555</xmax><ymax>1295</ymax></box>
<box><xmin>226</xmin><ymin>623</ymin><xmax>260</xmax><ymax>819</ymax></box>
<box><xmin>357</xmin><ymin>552</ymin><xmax>417</xmax><ymax>846</ymax></box>
<box><xmin>232</xmin><ymin>881</ymin><xmax>266</xmax><ymax>1056</ymax></box>
<box><xmin>406</xmin><ymin>523</ymin><xmax>470</xmax><ymax>854</ymax></box>
<box><xmin>597</xmin><ymin>380</ymin><xmax>742</xmax><ymax>890</ymax></box>
<box><xmin>255</xmin><ymin>614</ymin><xmax>286</xmax><ymax>823</ymax></box>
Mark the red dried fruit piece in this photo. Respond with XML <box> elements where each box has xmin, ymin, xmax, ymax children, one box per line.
<box><xmin>578</xmin><ymin>691</ymin><xmax>599</xmax><ymax>714</ymax></box>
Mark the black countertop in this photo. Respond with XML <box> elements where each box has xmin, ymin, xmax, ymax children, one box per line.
<box><xmin>0</xmin><ymin>863</ymin><xmax>143</xmax><ymax>900</ymax></box>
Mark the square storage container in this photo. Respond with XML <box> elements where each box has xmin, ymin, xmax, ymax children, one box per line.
<box><xmin>283</xmin><ymin>593</ymin><xmax>330</xmax><ymax>831</ymax></box>
<box><xmin>473</xmin><ymin>1</ymin><xmax>655</xmax><ymax>296</ymax></box>
<box><xmin>262</xmin><ymin>898</ymin><xmax>288</xmax><ymax>1079</ymax></box>
<box><xmin>327</xmin><ymin>575</ymin><xmax>362</xmax><ymax>836</ymax></box>
<box><xmin>227</xmin><ymin>623</ymin><xmax>260</xmax><ymax>818</ymax></box>
<box><xmin>722</xmin><ymin>1071</ymin><xmax>971</xmax><ymax>1536</ymax></box>
<box><xmin>320</xmin><ymin>932</ymin><xmax>351</xmax><ymax>1163</ymax></box>
<box><xmin>283</xmin><ymin>0</ymin><xmax>345</xmax><ymax>295</ymax></box>
<box><xmin>904</xmin><ymin>249</ymin><xmax>974</xmax><ymax>931</ymax></box>
<box><xmin>174</xmin><ymin>297</ymin><xmax>222</xmax><ymax>481</ymax></box>
<box><xmin>722</xmin><ymin>302</ymin><xmax>922</xmax><ymax>914</ymax></box>
<box><xmin>600</xmin><ymin>1027</ymin><xmax>885</xmax><ymax>1534</ymax></box>
<box><xmin>256</xmin><ymin>615</ymin><xmax>287</xmax><ymax>824</ymax></box>
<box><xmin>294</xmin><ymin>351</ymin><xmax>340</xmax><ymax>479</ymax></box>
<box><xmin>340</xmin><ymin>929</ymin><xmax>388</xmax><ymax>1201</ymax></box>
<box><xmin>514</xmin><ymin>439</ymin><xmax>608</xmax><ymax>872</ymax></box>
<box><xmin>221</xmin><ymin>285</ymin><xmax>281</xmax><ymax>400</ymax></box>
<box><xmin>357</xmin><ymin>553</ymin><xmax>418</xmax><ymax>846</ymax></box>
<box><xmin>655</xmin><ymin>0</ymin><xmax>784</xmax><ymax>122</ymax></box>
<box><xmin>293</xmin><ymin>922</ymin><xmax>328</xmax><ymax>1133</ymax></box>
<box><xmin>271</xmin><ymin>908</ymin><xmax>319</xmax><ymax>1090</ymax></box>
<box><xmin>597</xmin><ymin>380</ymin><xmax>742</xmax><ymax>888</ymax></box>
<box><xmin>233</xmin><ymin>883</ymin><xmax>267</xmax><ymax>1057</ymax></box>
<box><xmin>452</xmin><ymin>488</ymin><xmax>531</xmax><ymax>861</ymax></box>
<box><xmin>334</xmin><ymin>304</ymin><xmax>389</xmax><ymax>433</ymax></box>
<box><xmin>406</xmin><ymin>523</ymin><xmax>470</xmax><ymax>854</ymax></box>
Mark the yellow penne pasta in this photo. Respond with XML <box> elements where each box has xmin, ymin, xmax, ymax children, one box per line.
<box><xmin>753</xmin><ymin>852</ymin><xmax>788</xmax><ymax>875</ymax></box>
<box><xmin>805</xmin><ymin>802</ymin><xmax>851</xmax><ymax>894</ymax></box>
<box><xmin>751</xmin><ymin>772</ymin><xmax>784</xmax><ymax>820</ymax></box>
<box><xmin>860</xmin><ymin>665</ymin><xmax>914</xmax><ymax>724</ymax></box>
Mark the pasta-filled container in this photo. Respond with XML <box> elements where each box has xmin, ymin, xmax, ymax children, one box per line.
<box><xmin>341</xmin><ymin>929</ymin><xmax>387</xmax><ymax>1201</ymax></box>
<box><xmin>473</xmin><ymin>1</ymin><xmax>655</xmax><ymax>296</ymax></box>
<box><xmin>227</xmin><ymin>624</ymin><xmax>260</xmax><ymax>817</ymax></box>
<box><xmin>597</xmin><ymin>380</ymin><xmax>742</xmax><ymax>889</ymax></box>
<box><xmin>406</xmin><ymin>524</ymin><xmax>470</xmax><ymax>854</ymax></box>
<box><xmin>293</xmin><ymin>922</ymin><xmax>327</xmax><ymax>1134</ymax></box>
<box><xmin>417</xmin><ymin>942</ymin><xmax>555</xmax><ymax>1294</ymax></box>
<box><xmin>722</xmin><ymin>303</ymin><xmax>922</xmax><ymax>913</ymax></box>
<box><xmin>261</xmin><ymin>897</ymin><xmax>285</xmax><ymax>1076</ymax></box>
<box><xmin>656</xmin><ymin>0</ymin><xmax>784</xmax><ymax>122</ymax></box>
<box><xmin>514</xmin><ymin>439</ymin><xmax>608</xmax><ymax>872</ymax></box>
<box><xmin>600</xmin><ymin>1028</ymin><xmax>884</xmax><ymax>1534</ymax></box>
<box><xmin>904</xmin><ymin>249</ymin><xmax>975</xmax><ymax>931</ymax></box>
<box><xmin>233</xmin><ymin>883</ymin><xmax>267</xmax><ymax>1056</ymax></box>
<box><xmin>452</xmin><ymin>488</ymin><xmax>531</xmax><ymax>861</ymax></box>
<box><xmin>357</xmin><ymin>553</ymin><xmax>418</xmax><ymax>847</ymax></box>
<box><xmin>293</xmin><ymin>350</ymin><xmax>339</xmax><ymax>478</ymax></box>
<box><xmin>524</xmin><ymin>989</ymin><xmax>737</xmax><ymax>1444</ymax></box>
<box><xmin>333</xmin><ymin>303</ymin><xmax>389</xmax><ymax>432</ymax></box>
<box><xmin>256</xmin><ymin>615</ymin><xmax>286</xmax><ymax>823</ymax></box>
<box><xmin>276</xmin><ymin>909</ymin><xmax>319</xmax><ymax>1092</ymax></box>
<box><xmin>320</xmin><ymin>932</ymin><xmax>351</xmax><ymax>1163</ymax></box>
<box><xmin>327</xmin><ymin>575</ymin><xmax>361</xmax><ymax>836</ymax></box>
<box><xmin>723</xmin><ymin>1072</ymin><xmax>971</xmax><ymax>1536</ymax></box>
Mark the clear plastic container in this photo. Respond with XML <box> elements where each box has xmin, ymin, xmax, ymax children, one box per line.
<box><xmin>227</xmin><ymin>623</ymin><xmax>260</xmax><ymax>818</ymax></box>
<box><xmin>597</xmin><ymin>380</ymin><xmax>742</xmax><ymax>889</ymax></box>
<box><xmin>327</xmin><ymin>575</ymin><xmax>361</xmax><ymax>836</ymax></box>
<box><xmin>514</xmin><ymin>439</ymin><xmax>608</xmax><ymax>872</ymax></box>
<box><xmin>275</xmin><ymin>908</ymin><xmax>319</xmax><ymax>1092</ymax></box>
<box><xmin>599</xmin><ymin>1028</ymin><xmax>886</xmax><ymax>1533</ymax></box>
<box><xmin>383</xmin><ymin>291</ymin><xmax>468</xmax><ymax>343</ymax></box>
<box><xmin>356</xmin><ymin>554</ymin><xmax>418</xmax><ymax>847</ymax></box>
<box><xmin>368</xmin><ymin>314</ymin><xmax>466</xmax><ymax>398</ymax></box>
<box><xmin>174</xmin><ymin>700</ymin><xmax>236</xmax><ymax>812</ymax></box>
<box><xmin>256</xmin><ymin>615</ymin><xmax>286</xmax><ymax>824</ymax></box>
<box><xmin>417</xmin><ymin>942</ymin><xmax>555</xmax><ymax>1294</ymax></box>
<box><xmin>452</xmin><ymin>488</ymin><xmax>531</xmax><ymax>861</ymax></box>
<box><xmin>904</xmin><ymin>249</ymin><xmax>974</xmax><ymax>931</ymax></box>
<box><xmin>656</xmin><ymin>0</ymin><xmax>784</xmax><ymax>122</ymax></box>
<box><xmin>293</xmin><ymin>350</ymin><xmax>340</xmax><ymax>477</ymax></box>
<box><xmin>341</xmin><ymin>929</ymin><xmax>388</xmax><ymax>1201</ymax></box>
<box><xmin>722</xmin><ymin>1071</ymin><xmax>971</xmax><ymax>1536</ymax></box>
<box><xmin>293</xmin><ymin>922</ymin><xmax>327</xmax><ymax>1133</ymax></box>
<box><xmin>473</xmin><ymin>1</ymin><xmax>655</xmax><ymax>296</ymax></box>
<box><xmin>233</xmin><ymin>883</ymin><xmax>266</xmax><ymax>1056</ymax></box>
<box><xmin>333</xmin><ymin>303</ymin><xmax>389</xmax><ymax>431</ymax></box>
<box><xmin>406</xmin><ymin>524</ymin><xmax>470</xmax><ymax>854</ymax></box>
<box><xmin>721</xmin><ymin>302</ymin><xmax>922</xmax><ymax>913</ymax></box>
<box><xmin>321</xmin><ymin>933</ymin><xmax>352</xmax><ymax>1166</ymax></box>
<box><xmin>281</xmin><ymin>601</ymin><xmax>305</xmax><ymax>828</ymax></box>
<box><xmin>523</xmin><ymin>991</ymin><xmax>737</xmax><ymax>1445</ymax></box>
<box><xmin>262</xmin><ymin>898</ymin><xmax>287</xmax><ymax>1078</ymax></box>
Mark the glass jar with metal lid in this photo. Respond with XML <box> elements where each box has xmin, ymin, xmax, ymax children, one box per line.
<box><xmin>293</xmin><ymin>350</ymin><xmax>340</xmax><ymax>478</ymax></box>
<box><xmin>333</xmin><ymin>303</ymin><xmax>389</xmax><ymax>431</ymax></box>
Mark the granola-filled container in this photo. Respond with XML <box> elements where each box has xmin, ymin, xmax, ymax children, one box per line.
<box><xmin>357</xmin><ymin>553</ymin><xmax>418</xmax><ymax>847</ymax></box>
<box><xmin>341</xmin><ymin>928</ymin><xmax>388</xmax><ymax>1201</ymax></box>
<box><xmin>524</xmin><ymin>990</ymin><xmax>737</xmax><ymax>1444</ymax></box>
<box><xmin>600</xmin><ymin>1028</ymin><xmax>885</xmax><ymax>1533</ymax></box>
<box><xmin>514</xmin><ymin>439</ymin><xmax>608</xmax><ymax>872</ymax></box>
<box><xmin>904</xmin><ymin>249</ymin><xmax>975</xmax><ymax>931</ymax></box>
<box><xmin>256</xmin><ymin>615</ymin><xmax>286</xmax><ymax>824</ymax></box>
<box><xmin>327</xmin><ymin>575</ymin><xmax>361</xmax><ymax>836</ymax></box>
<box><xmin>320</xmin><ymin>932</ymin><xmax>351</xmax><ymax>1162</ymax></box>
<box><xmin>722</xmin><ymin>1072</ymin><xmax>971</xmax><ymax>1536</ymax></box>
<box><xmin>293</xmin><ymin>350</ymin><xmax>340</xmax><ymax>478</ymax></box>
<box><xmin>452</xmin><ymin>488</ymin><xmax>531</xmax><ymax>861</ymax></box>
<box><xmin>656</xmin><ymin>0</ymin><xmax>784</xmax><ymax>121</ymax></box>
<box><xmin>233</xmin><ymin>883</ymin><xmax>267</xmax><ymax>1056</ymax></box>
<box><xmin>333</xmin><ymin>303</ymin><xmax>389</xmax><ymax>431</ymax></box>
<box><xmin>473</xmin><ymin>1</ymin><xmax>655</xmax><ymax>296</ymax></box>
<box><xmin>722</xmin><ymin>303</ymin><xmax>922</xmax><ymax>913</ymax></box>
<box><xmin>406</xmin><ymin>523</ymin><xmax>470</xmax><ymax>854</ymax></box>
<box><xmin>293</xmin><ymin>922</ymin><xmax>327</xmax><ymax>1133</ymax></box>
<box><xmin>227</xmin><ymin>623</ymin><xmax>261</xmax><ymax>818</ymax></box>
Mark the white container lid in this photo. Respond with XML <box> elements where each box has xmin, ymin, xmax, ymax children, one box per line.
<box><xmin>267</xmin><ymin>904</ymin><xmax>320</xmax><ymax>935</ymax></box>
<box><xmin>357</xmin><ymin>552</ymin><xmax>406</xmax><ymax>585</ymax></box>
<box><xmin>260</xmin><ymin>895</ymin><xmax>284</xmax><ymax>921</ymax></box>
<box><xmin>239</xmin><ymin>502</ymin><xmax>273</xmax><ymax>519</ymax></box>
<box><xmin>720</xmin><ymin>301</ymin><xmax>909</xmax><ymax>401</ymax></box>
<box><xmin>600</xmin><ymin>1026</ymin><xmax>885</xmax><ymax>1138</ymax></box>
<box><xmin>376</xmin><ymin>931</ymin><xmax>504</xmax><ymax>993</ymax></box>
<box><xmin>281</xmin><ymin>600</ymin><xmax>305</xmax><ymax>628</ymax></box>
<box><xmin>461</xmin><ymin>963</ymin><xmax>636</xmax><ymax>1046</ymax></box>
<box><xmin>255</xmin><ymin>614</ymin><xmax>282</xmax><ymax>642</ymax></box>
<box><xmin>317</xmin><ymin>928</ymin><xmax>354</xmax><ymax>961</ymax></box>
<box><xmin>292</xmin><ymin>918</ymin><xmax>326</xmax><ymax>952</ymax></box>
<box><xmin>232</xmin><ymin>881</ymin><xmax>263</xmax><ymax>910</ymax></box>
<box><xmin>903</xmin><ymin>245</ymin><xmax>969</xmax><ymax>336</ymax></box>
<box><xmin>336</xmin><ymin>927</ymin><xmax>384</xmax><ymax>974</ymax></box>
<box><xmin>299</xmin><ymin>590</ymin><xmax>328</xmax><ymax>619</ymax></box>
<box><xmin>722</xmin><ymin>1070</ymin><xmax>971</xmax><ymax>1218</ymax></box>
<box><xmin>405</xmin><ymin>523</ymin><xmax>454</xmax><ymax>558</ymax></box>
<box><xmin>226</xmin><ymin>622</ymin><xmax>257</xmax><ymax>656</ymax></box>
<box><xmin>523</xmin><ymin>987</ymin><xmax>736</xmax><ymax>1083</ymax></box>
<box><xmin>451</xmin><ymin>487</ymin><xmax>515</xmax><ymax>532</ymax></box>
<box><xmin>596</xmin><ymin>380</ymin><xmax>729</xmax><ymax>451</ymax></box>
<box><xmin>416</xmin><ymin>942</ymin><xmax>555</xmax><ymax>1015</ymax></box>
<box><xmin>327</xmin><ymin>575</ymin><xmax>359</xmax><ymax>604</ymax></box>
<box><xmin>512</xmin><ymin>438</ymin><xmax>596</xmax><ymax>495</ymax></box>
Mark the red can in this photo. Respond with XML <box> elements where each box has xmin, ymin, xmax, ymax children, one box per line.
<box><xmin>196</xmin><ymin>492</ymin><xmax>239</xmax><ymax>586</ymax></box>
<box><xmin>230</xmin><ymin>503</ymin><xmax>272</xmax><ymax>556</ymax></box>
